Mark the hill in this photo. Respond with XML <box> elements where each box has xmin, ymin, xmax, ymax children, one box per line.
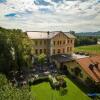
<box><xmin>76</xmin><ymin>31</ymin><xmax>100</xmax><ymax>37</ymax></box>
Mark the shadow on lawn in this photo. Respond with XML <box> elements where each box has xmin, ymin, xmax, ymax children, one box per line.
<box><xmin>66</xmin><ymin>74</ymin><xmax>91</xmax><ymax>94</ymax></box>
<box><xmin>59</xmin><ymin>88</ymin><xmax>68</xmax><ymax>96</ymax></box>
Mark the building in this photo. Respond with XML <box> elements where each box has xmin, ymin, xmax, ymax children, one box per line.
<box><xmin>76</xmin><ymin>56</ymin><xmax>100</xmax><ymax>84</ymax></box>
<box><xmin>27</xmin><ymin>31</ymin><xmax>76</xmax><ymax>56</ymax></box>
<box><xmin>27</xmin><ymin>31</ymin><xmax>100</xmax><ymax>85</ymax></box>
<box><xmin>51</xmin><ymin>53</ymin><xmax>100</xmax><ymax>84</ymax></box>
<box><xmin>59</xmin><ymin>56</ymin><xmax>100</xmax><ymax>84</ymax></box>
<box><xmin>97</xmin><ymin>39</ymin><xmax>100</xmax><ymax>44</ymax></box>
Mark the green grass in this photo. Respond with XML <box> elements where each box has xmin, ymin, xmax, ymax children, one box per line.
<box><xmin>75</xmin><ymin>44</ymin><xmax>100</xmax><ymax>55</ymax></box>
<box><xmin>31</xmin><ymin>77</ymin><xmax>91</xmax><ymax>100</ymax></box>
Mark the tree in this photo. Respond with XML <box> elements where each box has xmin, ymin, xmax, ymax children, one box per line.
<box><xmin>0</xmin><ymin>74</ymin><xmax>34</xmax><ymax>100</ymax></box>
<box><xmin>10</xmin><ymin>29</ymin><xmax>34</xmax><ymax>71</ymax></box>
<box><xmin>75</xmin><ymin>36</ymin><xmax>97</xmax><ymax>47</ymax></box>
<box><xmin>0</xmin><ymin>27</ymin><xmax>34</xmax><ymax>73</ymax></box>
<box><xmin>0</xmin><ymin>31</ymin><xmax>13</xmax><ymax>73</ymax></box>
<box><xmin>37</xmin><ymin>53</ymin><xmax>46</xmax><ymax>65</ymax></box>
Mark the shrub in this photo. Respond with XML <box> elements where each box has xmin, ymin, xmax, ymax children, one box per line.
<box><xmin>29</xmin><ymin>75</ymin><xmax>67</xmax><ymax>90</ymax></box>
<box><xmin>29</xmin><ymin>77</ymin><xmax>49</xmax><ymax>85</ymax></box>
<box><xmin>0</xmin><ymin>74</ymin><xmax>34</xmax><ymax>100</ymax></box>
<box><xmin>56</xmin><ymin>76</ymin><xmax>67</xmax><ymax>88</ymax></box>
<box><xmin>49</xmin><ymin>77</ymin><xmax>60</xmax><ymax>90</ymax></box>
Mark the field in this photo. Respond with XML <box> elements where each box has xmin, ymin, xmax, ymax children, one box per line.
<box><xmin>75</xmin><ymin>44</ymin><xmax>100</xmax><ymax>55</ymax></box>
<box><xmin>31</xmin><ymin>77</ymin><xmax>91</xmax><ymax>100</ymax></box>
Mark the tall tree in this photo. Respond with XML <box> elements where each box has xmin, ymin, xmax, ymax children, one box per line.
<box><xmin>0</xmin><ymin>74</ymin><xmax>34</xmax><ymax>100</ymax></box>
<box><xmin>0</xmin><ymin>27</ymin><xmax>34</xmax><ymax>73</ymax></box>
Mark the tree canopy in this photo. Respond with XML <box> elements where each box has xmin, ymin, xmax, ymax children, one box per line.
<box><xmin>0</xmin><ymin>27</ymin><xmax>34</xmax><ymax>74</ymax></box>
<box><xmin>0</xmin><ymin>74</ymin><xmax>34</xmax><ymax>100</ymax></box>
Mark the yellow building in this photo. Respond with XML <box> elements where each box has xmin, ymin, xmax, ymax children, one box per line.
<box><xmin>27</xmin><ymin>31</ymin><xmax>76</xmax><ymax>56</ymax></box>
<box><xmin>53</xmin><ymin>56</ymin><xmax>100</xmax><ymax>84</ymax></box>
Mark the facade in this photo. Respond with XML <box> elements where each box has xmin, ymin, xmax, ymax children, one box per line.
<box><xmin>51</xmin><ymin>54</ymin><xmax>100</xmax><ymax>84</ymax></box>
<box><xmin>27</xmin><ymin>31</ymin><xmax>100</xmax><ymax>85</ymax></box>
<box><xmin>27</xmin><ymin>31</ymin><xmax>76</xmax><ymax>56</ymax></box>
<box><xmin>59</xmin><ymin>56</ymin><xmax>100</xmax><ymax>84</ymax></box>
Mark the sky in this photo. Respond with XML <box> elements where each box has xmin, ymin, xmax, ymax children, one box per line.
<box><xmin>0</xmin><ymin>0</ymin><xmax>100</xmax><ymax>32</ymax></box>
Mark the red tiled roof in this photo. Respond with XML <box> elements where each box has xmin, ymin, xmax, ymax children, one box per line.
<box><xmin>76</xmin><ymin>56</ymin><xmax>100</xmax><ymax>83</ymax></box>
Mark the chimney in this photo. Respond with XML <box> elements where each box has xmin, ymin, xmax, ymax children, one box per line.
<box><xmin>47</xmin><ymin>31</ymin><xmax>49</xmax><ymax>35</ymax></box>
<box><xmin>47</xmin><ymin>31</ymin><xmax>50</xmax><ymax>38</ymax></box>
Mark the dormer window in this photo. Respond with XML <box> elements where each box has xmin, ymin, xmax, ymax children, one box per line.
<box><xmin>95</xmin><ymin>63</ymin><xmax>99</xmax><ymax>69</ymax></box>
<box><xmin>89</xmin><ymin>64</ymin><xmax>94</xmax><ymax>70</ymax></box>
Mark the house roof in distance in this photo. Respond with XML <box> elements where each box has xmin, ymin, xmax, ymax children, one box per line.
<box><xmin>76</xmin><ymin>56</ymin><xmax>100</xmax><ymax>83</ymax></box>
<box><xmin>27</xmin><ymin>31</ymin><xmax>76</xmax><ymax>39</ymax></box>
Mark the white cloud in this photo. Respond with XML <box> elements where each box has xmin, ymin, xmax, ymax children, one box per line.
<box><xmin>0</xmin><ymin>0</ymin><xmax>100</xmax><ymax>32</ymax></box>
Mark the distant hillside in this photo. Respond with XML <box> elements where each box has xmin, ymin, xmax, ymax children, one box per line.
<box><xmin>76</xmin><ymin>31</ymin><xmax>100</xmax><ymax>36</ymax></box>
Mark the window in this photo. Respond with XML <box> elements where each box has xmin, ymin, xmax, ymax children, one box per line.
<box><xmin>71</xmin><ymin>40</ymin><xmax>73</xmax><ymax>43</ymax></box>
<box><xmin>71</xmin><ymin>68</ymin><xmax>74</xmax><ymax>72</ymax></box>
<box><xmin>67</xmin><ymin>47</ymin><xmax>69</xmax><ymax>52</ymax></box>
<box><xmin>44</xmin><ymin>40</ymin><xmax>46</xmax><ymax>45</ymax></box>
<box><xmin>57</xmin><ymin>41</ymin><xmax>59</xmax><ymax>45</ymax></box>
<box><xmin>70</xmin><ymin>47</ymin><xmax>72</xmax><ymax>51</ymax></box>
<box><xmin>53</xmin><ymin>49</ymin><xmax>55</xmax><ymax>54</ymax></box>
<box><xmin>35</xmin><ymin>49</ymin><xmax>38</xmax><ymax>54</ymax></box>
<box><xmin>68</xmin><ymin>40</ymin><xmax>70</xmax><ymax>44</ymax></box>
<box><xmin>53</xmin><ymin>41</ymin><xmax>55</xmax><ymax>45</ymax></box>
<box><xmin>35</xmin><ymin>41</ymin><xmax>37</xmax><ymax>45</ymax></box>
<box><xmin>63</xmin><ymin>40</ymin><xmax>65</xmax><ymax>44</ymax></box>
<box><xmin>44</xmin><ymin>49</ymin><xmax>46</xmax><ymax>54</ymax></box>
<box><xmin>63</xmin><ymin>49</ymin><xmax>65</xmax><ymax>53</ymax></box>
<box><xmin>73</xmin><ymin>67</ymin><xmax>81</xmax><ymax>76</ymax></box>
<box><xmin>58</xmin><ymin>49</ymin><xmax>60</xmax><ymax>53</ymax></box>
<box><xmin>40</xmin><ymin>49</ymin><xmax>42</xmax><ymax>54</ymax></box>
<box><xmin>60</xmin><ymin>41</ymin><xmax>61</xmax><ymax>45</ymax></box>
<box><xmin>40</xmin><ymin>40</ymin><xmax>42</xmax><ymax>45</ymax></box>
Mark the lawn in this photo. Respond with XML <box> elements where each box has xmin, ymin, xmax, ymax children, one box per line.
<box><xmin>75</xmin><ymin>44</ymin><xmax>100</xmax><ymax>55</ymax></box>
<box><xmin>31</xmin><ymin>77</ymin><xmax>91</xmax><ymax>100</ymax></box>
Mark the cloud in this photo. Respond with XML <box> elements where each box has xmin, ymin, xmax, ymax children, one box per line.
<box><xmin>38</xmin><ymin>7</ymin><xmax>54</xmax><ymax>13</ymax></box>
<box><xmin>0</xmin><ymin>0</ymin><xmax>100</xmax><ymax>32</ymax></box>
<box><xmin>34</xmin><ymin>0</ymin><xmax>51</xmax><ymax>6</ymax></box>
<box><xmin>52</xmin><ymin>0</ymin><xmax>63</xmax><ymax>3</ymax></box>
<box><xmin>96</xmin><ymin>0</ymin><xmax>100</xmax><ymax>3</ymax></box>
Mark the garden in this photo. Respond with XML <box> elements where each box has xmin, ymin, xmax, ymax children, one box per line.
<box><xmin>31</xmin><ymin>77</ymin><xmax>91</xmax><ymax>100</ymax></box>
